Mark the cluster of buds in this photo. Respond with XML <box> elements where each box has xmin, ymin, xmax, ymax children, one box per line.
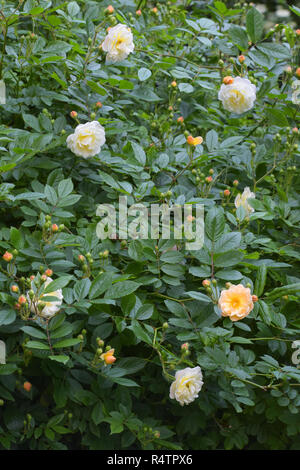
<box><xmin>192</xmin><ymin>167</ymin><xmax>214</xmax><ymax>189</ymax></box>
<box><xmin>203</xmin><ymin>278</ymin><xmax>218</xmax><ymax>302</ymax></box>
<box><xmin>142</xmin><ymin>426</ymin><xmax>160</xmax><ymax>440</ymax></box>
<box><xmin>94</xmin><ymin>338</ymin><xmax>116</xmax><ymax>366</ymax></box>
<box><xmin>78</xmin><ymin>252</ymin><xmax>94</xmax><ymax>277</ymax></box>
<box><xmin>43</xmin><ymin>215</ymin><xmax>64</xmax><ymax>241</ymax></box>
<box><xmin>181</xmin><ymin>342</ymin><xmax>190</xmax><ymax>357</ymax></box>
<box><xmin>99</xmin><ymin>249</ymin><xmax>109</xmax><ymax>259</ymax></box>
<box><xmin>156</xmin><ymin>189</ymin><xmax>172</xmax><ymax>200</ymax></box>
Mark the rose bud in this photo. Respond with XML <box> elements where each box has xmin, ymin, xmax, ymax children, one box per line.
<box><xmin>171</xmin><ymin>81</ymin><xmax>177</xmax><ymax>87</ymax></box>
<box><xmin>136</xmin><ymin>9</ymin><xmax>142</xmax><ymax>16</ymax></box>
<box><xmin>238</xmin><ymin>55</ymin><xmax>245</xmax><ymax>63</ymax></box>
<box><xmin>51</xmin><ymin>224</ymin><xmax>59</xmax><ymax>232</ymax></box>
<box><xmin>45</xmin><ymin>269</ymin><xmax>53</xmax><ymax>277</ymax></box>
<box><xmin>296</xmin><ymin>67</ymin><xmax>300</xmax><ymax>78</ymax></box>
<box><xmin>224</xmin><ymin>189</ymin><xmax>231</xmax><ymax>197</ymax></box>
<box><xmin>70</xmin><ymin>111</ymin><xmax>78</xmax><ymax>118</ymax></box>
<box><xmin>252</xmin><ymin>295</ymin><xmax>258</xmax><ymax>302</ymax></box>
<box><xmin>233</xmin><ymin>179</ymin><xmax>239</xmax><ymax>186</ymax></box>
<box><xmin>106</xmin><ymin>5</ymin><xmax>114</xmax><ymax>14</ymax></box>
<box><xmin>202</xmin><ymin>279</ymin><xmax>211</xmax><ymax>287</ymax></box>
<box><xmin>181</xmin><ymin>343</ymin><xmax>189</xmax><ymax>350</ymax></box>
<box><xmin>23</xmin><ymin>382</ymin><xmax>32</xmax><ymax>392</ymax></box>
<box><xmin>205</xmin><ymin>176</ymin><xmax>213</xmax><ymax>183</ymax></box>
<box><xmin>11</xmin><ymin>285</ymin><xmax>19</xmax><ymax>293</ymax></box>
<box><xmin>2</xmin><ymin>251</ymin><xmax>13</xmax><ymax>262</ymax></box>
<box><xmin>18</xmin><ymin>295</ymin><xmax>27</xmax><ymax>305</ymax></box>
<box><xmin>95</xmin><ymin>101</ymin><xmax>102</xmax><ymax>108</ymax></box>
<box><xmin>177</xmin><ymin>116</ymin><xmax>184</xmax><ymax>123</ymax></box>
<box><xmin>223</xmin><ymin>76</ymin><xmax>234</xmax><ymax>85</ymax></box>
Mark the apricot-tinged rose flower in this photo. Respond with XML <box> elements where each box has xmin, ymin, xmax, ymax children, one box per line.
<box><xmin>101</xmin><ymin>348</ymin><xmax>116</xmax><ymax>364</ymax></box>
<box><xmin>234</xmin><ymin>187</ymin><xmax>255</xmax><ymax>216</ymax></box>
<box><xmin>218</xmin><ymin>284</ymin><xmax>254</xmax><ymax>322</ymax></box>
<box><xmin>186</xmin><ymin>135</ymin><xmax>203</xmax><ymax>146</ymax></box>
<box><xmin>27</xmin><ymin>277</ymin><xmax>63</xmax><ymax>319</ymax></box>
<box><xmin>101</xmin><ymin>24</ymin><xmax>134</xmax><ymax>63</ymax></box>
<box><xmin>218</xmin><ymin>76</ymin><xmax>256</xmax><ymax>114</ymax></box>
<box><xmin>66</xmin><ymin>121</ymin><xmax>106</xmax><ymax>158</ymax></box>
<box><xmin>170</xmin><ymin>367</ymin><xmax>203</xmax><ymax>406</ymax></box>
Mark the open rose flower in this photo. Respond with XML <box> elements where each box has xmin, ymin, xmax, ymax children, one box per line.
<box><xmin>101</xmin><ymin>23</ymin><xmax>134</xmax><ymax>63</ymax></box>
<box><xmin>235</xmin><ymin>187</ymin><xmax>255</xmax><ymax>216</ymax></box>
<box><xmin>66</xmin><ymin>121</ymin><xmax>106</xmax><ymax>158</ymax></box>
<box><xmin>218</xmin><ymin>284</ymin><xmax>254</xmax><ymax>322</ymax></box>
<box><xmin>169</xmin><ymin>366</ymin><xmax>203</xmax><ymax>406</ymax></box>
<box><xmin>218</xmin><ymin>77</ymin><xmax>256</xmax><ymax>114</ymax></box>
<box><xmin>27</xmin><ymin>277</ymin><xmax>63</xmax><ymax>319</ymax></box>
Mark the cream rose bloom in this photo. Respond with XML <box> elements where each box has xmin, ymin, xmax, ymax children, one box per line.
<box><xmin>102</xmin><ymin>24</ymin><xmax>134</xmax><ymax>63</ymax></box>
<box><xmin>66</xmin><ymin>121</ymin><xmax>106</xmax><ymax>158</ymax></box>
<box><xmin>235</xmin><ymin>187</ymin><xmax>255</xmax><ymax>216</ymax></box>
<box><xmin>218</xmin><ymin>284</ymin><xmax>254</xmax><ymax>322</ymax></box>
<box><xmin>218</xmin><ymin>77</ymin><xmax>256</xmax><ymax>114</ymax></box>
<box><xmin>169</xmin><ymin>366</ymin><xmax>203</xmax><ymax>406</ymax></box>
<box><xmin>28</xmin><ymin>277</ymin><xmax>63</xmax><ymax>319</ymax></box>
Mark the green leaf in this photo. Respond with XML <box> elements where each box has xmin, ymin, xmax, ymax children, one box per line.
<box><xmin>246</xmin><ymin>7</ymin><xmax>264</xmax><ymax>43</ymax></box>
<box><xmin>105</xmin><ymin>281</ymin><xmax>141</xmax><ymax>299</ymax></box>
<box><xmin>205</xmin><ymin>207</ymin><xmax>225</xmax><ymax>242</ymax></box>
<box><xmin>138</xmin><ymin>68</ymin><xmax>152</xmax><ymax>81</ymax></box>
<box><xmin>53</xmin><ymin>338</ymin><xmax>81</xmax><ymax>349</ymax></box>
<box><xmin>48</xmin><ymin>355</ymin><xmax>70</xmax><ymax>364</ymax></box>
<box><xmin>266</xmin><ymin>108</ymin><xmax>289</xmax><ymax>127</ymax></box>
<box><xmin>21</xmin><ymin>326</ymin><xmax>47</xmax><ymax>339</ymax></box>
<box><xmin>228</xmin><ymin>25</ymin><xmax>249</xmax><ymax>50</ymax></box>
<box><xmin>43</xmin><ymin>276</ymin><xmax>73</xmax><ymax>294</ymax></box>
<box><xmin>26</xmin><ymin>341</ymin><xmax>50</xmax><ymax>350</ymax></box>
<box><xmin>254</xmin><ymin>265</ymin><xmax>267</xmax><ymax>296</ymax></box>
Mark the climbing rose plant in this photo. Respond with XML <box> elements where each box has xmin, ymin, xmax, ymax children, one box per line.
<box><xmin>0</xmin><ymin>0</ymin><xmax>300</xmax><ymax>451</ymax></box>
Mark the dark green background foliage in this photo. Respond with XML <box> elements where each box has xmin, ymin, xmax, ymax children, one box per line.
<box><xmin>0</xmin><ymin>0</ymin><xmax>300</xmax><ymax>450</ymax></box>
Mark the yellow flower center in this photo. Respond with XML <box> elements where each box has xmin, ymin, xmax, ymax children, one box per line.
<box><xmin>228</xmin><ymin>89</ymin><xmax>245</xmax><ymax>105</ymax></box>
<box><xmin>78</xmin><ymin>131</ymin><xmax>95</xmax><ymax>148</ymax></box>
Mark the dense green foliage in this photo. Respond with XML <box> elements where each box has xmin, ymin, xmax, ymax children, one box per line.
<box><xmin>0</xmin><ymin>0</ymin><xmax>300</xmax><ymax>450</ymax></box>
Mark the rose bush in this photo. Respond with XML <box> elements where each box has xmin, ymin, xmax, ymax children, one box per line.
<box><xmin>0</xmin><ymin>0</ymin><xmax>300</xmax><ymax>451</ymax></box>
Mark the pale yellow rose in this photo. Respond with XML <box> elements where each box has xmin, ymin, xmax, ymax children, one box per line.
<box><xmin>66</xmin><ymin>121</ymin><xmax>106</xmax><ymax>158</ymax></box>
<box><xmin>169</xmin><ymin>366</ymin><xmax>203</xmax><ymax>406</ymax></box>
<box><xmin>218</xmin><ymin>77</ymin><xmax>256</xmax><ymax>114</ymax></box>
<box><xmin>234</xmin><ymin>187</ymin><xmax>255</xmax><ymax>216</ymax></box>
<box><xmin>27</xmin><ymin>277</ymin><xmax>63</xmax><ymax>319</ymax></box>
<box><xmin>102</xmin><ymin>24</ymin><xmax>134</xmax><ymax>63</ymax></box>
<box><xmin>218</xmin><ymin>284</ymin><xmax>254</xmax><ymax>322</ymax></box>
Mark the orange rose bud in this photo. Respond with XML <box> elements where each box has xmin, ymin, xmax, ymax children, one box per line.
<box><xmin>168</xmin><ymin>105</ymin><xmax>173</xmax><ymax>111</ymax></box>
<box><xmin>285</xmin><ymin>66</ymin><xmax>292</xmax><ymax>73</ymax></box>
<box><xmin>15</xmin><ymin>303</ymin><xmax>21</xmax><ymax>310</ymax></box>
<box><xmin>205</xmin><ymin>176</ymin><xmax>213</xmax><ymax>183</ymax></box>
<box><xmin>18</xmin><ymin>295</ymin><xmax>27</xmax><ymax>305</ymax></box>
<box><xmin>3</xmin><ymin>251</ymin><xmax>13</xmax><ymax>262</ymax></box>
<box><xmin>41</xmin><ymin>274</ymin><xmax>47</xmax><ymax>282</ymax></box>
<box><xmin>177</xmin><ymin>116</ymin><xmax>184</xmax><ymax>123</ymax></box>
<box><xmin>101</xmin><ymin>348</ymin><xmax>116</xmax><ymax>365</ymax></box>
<box><xmin>70</xmin><ymin>111</ymin><xmax>77</xmax><ymax>118</ymax></box>
<box><xmin>238</xmin><ymin>55</ymin><xmax>245</xmax><ymax>63</ymax></box>
<box><xmin>52</xmin><ymin>224</ymin><xmax>59</xmax><ymax>232</ymax></box>
<box><xmin>171</xmin><ymin>80</ymin><xmax>177</xmax><ymax>87</ymax></box>
<box><xmin>23</xmin><ymin>382</ymin><xmax>32</xmax><ymax>392</ymax></box>
<box><xmin>292</xmin><ymin>127</ymin><xmax>298</xmax><ymax>133</ymax></box>
<box><xmin>136</xmin><ymin>9</ymin><xmax>142</xmax><ymax>16</ymax></box>
<box><xmin>11</xmin><ymin>285</ymin><xmax>19</xmax><ymax>293</ymax></box>
<box><xmin>233</xmin><ymin>179</ymin><xmax>239</xmax><ymax>186</ymax></box>
<box><xmin>224</xmin><ymin>189</ymin><xmax>231</xmax><ymax>197</ymax></box>
<box><xmin>223</xmin><ymin>76</ymin><xmax>234</xmax><ymax>85</ymax></box>
<box><xmin>45</xmin><ymin>269</ymin><xmax>53</xmax><ymax>277</ymax></box>
<box><xmin>78</xmin><ymin>254</ymin><xmax>85</xmax><ymax>262</ymax></box>
<box><xmin>181</xmin><ymin>342</ymin><xmax>189</xmax><ymax>350</ymax></box>
<box><xmin>202</xmin><ymin>279</ymin><xmax>211</xmax><ymax>287</ymax></box>
<box><xmin>252</xmin><ymin>295</ymin><xmax>258</xmax><ymax>302</ymax></box>
<box><xmin>296</xmin><ymin>67</ymin><xmax>300</xmax><ymax>78</ymax></box>
<box><xmin>296</xmin><ymin>29</ymin><xmax>300</xmax><ymax>36</ymax></box>
<box><xmin>152</xmin><ymin>7</ymin><xmax>158</xmax><ymax>13</ymax></box>
<box><xmin>186</xmin><ymin>214</ymin><xmax>195</xmax><ymax>222</ymax></box>
<box><xmin>106</xmin><ymin>5</ymin><xmax>114</xmax><ymax>14</ymax></box>
<box><xmin>96</xmin><ymin>101</ymin><xmax>102</xmax><ymax>108</ymax></box>
<box><xmin>30</xmin><ymin>275</ymin><xmax>35</xmax><ymax>281</ymax></box>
